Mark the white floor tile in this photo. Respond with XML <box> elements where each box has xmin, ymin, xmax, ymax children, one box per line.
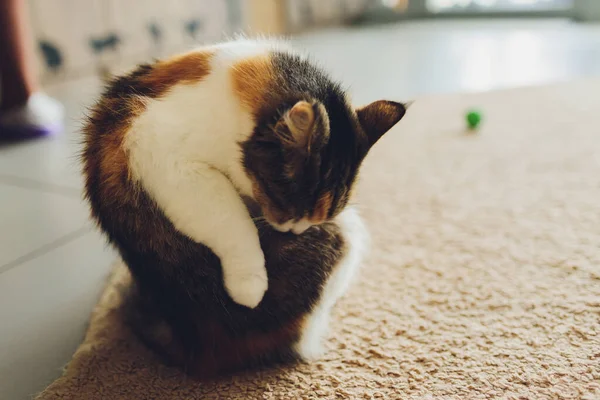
<box><xmin>0</xmin><ymin>230</ymin><xmax>116</xmax><ymax>400</ymax></box>
<box><xmin>0</xmin><ymin>184</ymin><xmax>90</xmax><ymax>268</ymax></box>
<box><xmin>0</xmin><ymin>133</ymin><xmax>84</xmax><ymax>191</ymax></box>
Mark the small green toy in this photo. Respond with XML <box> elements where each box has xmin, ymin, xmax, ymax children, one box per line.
<box><xmin>466</xmin><ymin>109</ymin><xmax>482</xmax><ymax>130</ymax></box>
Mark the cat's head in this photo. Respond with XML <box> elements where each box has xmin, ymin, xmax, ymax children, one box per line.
<box><xmin>243</xmin><ymin>96</ymin><xmax>406</xmax><ymax>234</ymax></box>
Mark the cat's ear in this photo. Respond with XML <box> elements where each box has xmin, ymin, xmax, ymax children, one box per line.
<box><xmin>356</xmin><ymin>100</ymin><xmax>407</xmax><ymax>146</ymax></box>
<box><xmin>279</xmin><ymin>100</ymin><xmax>328</xmax><ymax>152</ymax></box>
<box><xmin>284</xmin><ymin>101</ymin><xmax>315</xmax><ymax>148</ymax></box>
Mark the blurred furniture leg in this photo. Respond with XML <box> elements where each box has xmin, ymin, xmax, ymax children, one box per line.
<box><xmin>0</xmin><ymin>0</ymin><xmax>63</xmax><ymax>139</ymax></box>
<box><xmin>0</xmin><ymin>0</ymin><xmax>37</xmax><ymax>111</ymax></box>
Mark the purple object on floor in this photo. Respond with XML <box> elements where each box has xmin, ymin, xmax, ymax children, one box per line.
<box><xmin>0</xmin><ymin>123</ymin><xmax>62</xmax><ymax>143</ymax></box>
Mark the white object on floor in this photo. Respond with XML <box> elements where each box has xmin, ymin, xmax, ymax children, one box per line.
<box><xmin>0</xmin><ymin>92</ymin><xmax>64</xmax><ymax>129</ymax></box>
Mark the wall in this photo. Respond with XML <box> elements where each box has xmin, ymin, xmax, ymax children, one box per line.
<box><xmin>29</xmin><ymin>0</ymin><xmax>370</xmax><ymax>83</ymax></box>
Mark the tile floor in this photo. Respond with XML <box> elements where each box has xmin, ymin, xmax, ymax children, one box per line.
<box><xmin>1</xmin><ymin>19</ymin><xmax>599</xmax><ymax>399</ymax></box>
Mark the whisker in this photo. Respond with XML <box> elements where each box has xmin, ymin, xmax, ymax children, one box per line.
<box><xmin>251</xmin><ymin>217</ymin><xmax>272</xmax><ymax>230</ymax></box>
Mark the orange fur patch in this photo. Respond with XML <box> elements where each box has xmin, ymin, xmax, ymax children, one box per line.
<box><xmin>230</xmin><ymin>55</ymin><xmax>276</xmax><ymax>117</ymax></box>
<box><xmin>138</xmin><ymin>50</ymin><xmax>214</xmax><ymax>96</ymax></box>
<box><xmin>90</xmin><ymin>97</ymin><xmax>147</xmax><ymax>200</ymax></box>
<box><xmin>98</xmin><ymin>134</ymin><xmax>128</xmax><ymax>194</ymax></box>
<box><xmin>310</xmin><ymin>192</ymin><xmax>333</xmax><ymax>223</ymax></box>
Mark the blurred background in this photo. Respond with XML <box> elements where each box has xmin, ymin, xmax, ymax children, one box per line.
<box><xmin>1</xmin><ymin>0</ymin><xmax>600</xmax><ymax>399</ymax></box>
<box><xmin>27</xmin><ymin>0</ymin><xmax>600</xmax><ymax>99</ymax></box>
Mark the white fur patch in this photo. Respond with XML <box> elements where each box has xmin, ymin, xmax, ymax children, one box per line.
<box><xmin>294</xmin><ymin>207</ymin><xmax>370</xmax><ymax>360</ymax></box>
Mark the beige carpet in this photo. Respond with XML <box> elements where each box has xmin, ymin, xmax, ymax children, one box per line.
<box><xmin>37</xmin><ymin>80</ymin><xmax>600</xmax><ymax>400</ymax></box>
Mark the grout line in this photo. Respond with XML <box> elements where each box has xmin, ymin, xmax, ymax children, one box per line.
<box><xmin>0</xmin><ymin>174</ymin><xmax>82</xmax><ymax>198</ymax></box>
<box><xmin>0</xmin><ymin>226</ymin><xmax>92</xmax><ymax>275</ymax></box>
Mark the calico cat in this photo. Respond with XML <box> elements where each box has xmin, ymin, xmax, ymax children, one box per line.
<box><xmin>83</xmin><ymin>39</ymin><xmax>406</xmax><ymax>375</ymax></box>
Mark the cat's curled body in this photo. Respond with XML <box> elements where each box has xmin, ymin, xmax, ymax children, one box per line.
<box><xmin>83</xmin><ymin>39</ymin><xmax>406</xmax><ymax>376</ymax></box>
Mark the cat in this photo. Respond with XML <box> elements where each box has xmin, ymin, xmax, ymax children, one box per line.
<box><xmin>121</xmin><ymin>200</ymin><xmax>370</xmax><ymax>376</ymax></box>
<box><xmin>82</xmin><ymin>39</ymin><xmax>406</xmax><ymax>375</ymax></box>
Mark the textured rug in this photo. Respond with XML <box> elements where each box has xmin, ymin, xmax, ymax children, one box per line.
<box><xmin>37</xmin><ymin>80</ymin><xmax>600</xmax><ymax>400</ymax></box>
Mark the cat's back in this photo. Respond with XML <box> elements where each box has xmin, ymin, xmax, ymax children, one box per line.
<box><xmin>88</xmin><ymin>39</ymin><xmax>278</xmax><ymax>118</ymax></box>
<box><xmin>85</xmin><ymin>40</ymin><xmax>306</xmax><ymax>170</ymax></box>
<box><xmin>122</xmin><ymin>39</ymin><xmax>286</xmax><ymax>139</ymax></box>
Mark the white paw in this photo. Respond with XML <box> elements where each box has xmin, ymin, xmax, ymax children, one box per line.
<box><xmin>224</xmin><ymin>263</ymin><xmax>268</xmax><ymax>308</ymax></box>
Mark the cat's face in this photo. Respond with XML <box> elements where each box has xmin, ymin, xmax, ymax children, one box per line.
<box><xmin>243</xmin><ymin>98</ymin><xmax>406</xmax><ymax>234</ymax></box>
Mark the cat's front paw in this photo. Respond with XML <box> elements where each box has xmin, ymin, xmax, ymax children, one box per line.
<box><xmin>224</xmin><ymin>263</ymin><xmax>268</xmax><ymax>309</ymax></box>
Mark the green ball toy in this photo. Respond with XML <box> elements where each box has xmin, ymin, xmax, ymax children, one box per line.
<box><xmin>466</xmin><ymin>109</ymin><xmax>482</xmax><ymax>130</ymax></box>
